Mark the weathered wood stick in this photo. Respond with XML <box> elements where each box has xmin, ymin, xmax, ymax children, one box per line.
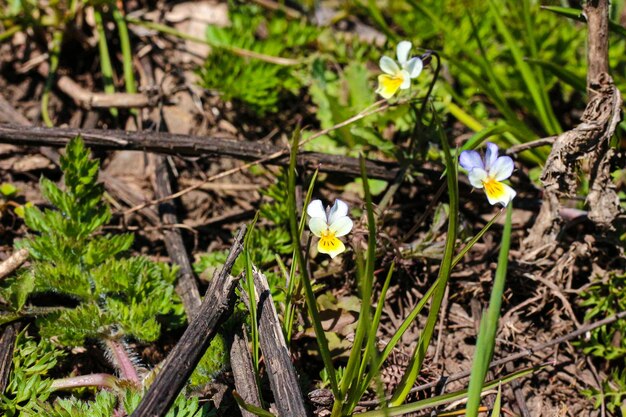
<box><xmin>229</xmin><ymin>325</ymin><xmax>263</xmax><ymax>417</ymax></box>
<box><xmin>154</xmin><ymin>156</ymin><xmax>202</xmax><ymax>319</ymax></box>
<box><xmin>0</xmin><ymin>249</ymin><xmax>29</xmax><ymax>281</ymax></box>
<box><xmin>0</xmin><ymin>124</ymin><xmax>403</xmax><ymax>180</ymax></box>
<box><xmin>253</xmin><ymin>268</ymin><xmax>308</xmax><ymax>416</ymax></box>
<box><xmin>130</xmin><ymin>227</ymin><xmax>246</xmax><ymax>417</ymax></box>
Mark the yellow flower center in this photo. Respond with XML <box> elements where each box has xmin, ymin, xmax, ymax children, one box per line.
<box><xmin>319</xmin><ymin>229</ymin><xmax>339</xmax><ymax>250</ymax></box>
<box><xmin>482</xmin><ymin>176</ymin><xmax>505</xmax><ymax>199</ymax></box>
<box><xmin>377</xmin><ymin>72</ymin><xmax>405</xmax><ymax>98</ymax></box>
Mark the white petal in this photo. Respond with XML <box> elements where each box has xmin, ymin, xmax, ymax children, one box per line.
<box><xmin>484</xmin><ymin>142</ymin><xmax>499</xmax><ymax>171</ymax></box>
<box><xmin>329</xmin><ymin>216</ymin><xmax>353</xmax><ymax>237</ymax></box>
<box><xmin>396</xmin><ymin>41</ymin><xmax>412</xmax><ymax>66</ymax></box>
<box><xmin>328</xmin><ymin>199</ymin><xmax>349</xmax><ymax>225</ymax></box>
<box><xmin>379</xmin><ymin>56</ymin><xmax>400</xmax><ymax>75</ymax></box>
<box><xmin>307</xmin><ymin>199</ymin><xmax>326</xmax><ymax>221</ymax></box>
<box><xmin>485</xmin><ymin>183</ymin><xmax>516</xmax><ymax>206</ymax></box>
<box><xmin>490</xmin><ymin>156</ymin><xmax>514</xmax><ymax>181</ymax></box>
<box><xmin>468</xmin><ymin>168</ymin><xmax>488</xmax><ymax>189</ymax></box>
<box><xmin>399</xmin><ymin>70</ymin><xmax>411</xmax><ymax>89</ymax></box>
<box><xmin>404</xmin><ymin>57</ymin><xmax>423</xmax><ymax>78</ymax></box>
<box><xmin>459</xmin><ymin>150</ymin><xmax>484</xmax><ymax>172</ymax></box>
<box><xmin>308</xmin><ymin>217</ymin><xmax>327</xmax><ymax>237</ymax></box>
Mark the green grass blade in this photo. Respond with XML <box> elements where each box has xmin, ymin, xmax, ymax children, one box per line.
<box><xmin>287</xmin><ymin>128</ymin><xmax>339</xmax><ymax>397</ymax></box>
<box><xmin>488</xmin><ymin>0</ymin><xmax>561</xmax><ymax>135</ymax></box>
<box><xmin>244</xmin><ymin>212</ymin><xmax>261</xmax><ymax>374</ymax></box>
<box><xmin>358</xmin><ymin>365</ymin><xmax>536</xmax><ymax>416</ymax></box>
<box><xmin>341</xmin><ymin>156</ymin><xmax>379</xmax><ymax>412</ymax></box>
<box><xmin>94</xmin><ymin>9</ymin><xmax>118</xmax><ymax>117</ymax></box>
<box><xmin>525</xmin><ymin>58</ymin><xmax>587</xmax><ymax>92</ymax></box>
<box><xmin>542</xmin><ymin>5</ymin><xmax>626</xmax><ymax>38</ymax></box>
<box><xmin>112</xmin><ymin>5</ymin><xmax>137</xmax><ymax>117</ymax></box>
<box><xmin>492</xmin><ymin>383</ymin><xmax>503</xmax><ymax>417</ymax></box>
<box><xmin>390</xmin><ymin>110</ymin><xmax>459</xmax><ymax>406</ymax></box>
<box><xmin>284</xmin><ymin>169</ymin><xmax>318</xmax><ymax>344</ymax></box>
<box><xmin>41</xmin><ymin>30</ymin><xmax>63</xmax><ymax>127</ymax></box>
<box><xmin>465</xmin><ymin>203</ymin><xmax>513</xmax><ymax>417</ymax></box>
<box><xmin>233</xmin><ymin>391</ymin><xmax>276</xmax><ymax>417</ymax></box>
<box><xmin>452</xmin><ymin>209</ymin><xmax>504</xmax><ymax>267</ymax></box>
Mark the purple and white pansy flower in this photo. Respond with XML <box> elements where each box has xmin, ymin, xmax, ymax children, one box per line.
<box><xmin>459</xmin><ymin>142</ymin><xmax>516</xmax><ymax>207</ymax></box>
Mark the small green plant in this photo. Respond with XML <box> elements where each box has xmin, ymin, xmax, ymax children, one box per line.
<box><xmin>198</xmin><ymin>4</ymin><xmax>318</xmax><ymax>115</ymax></box>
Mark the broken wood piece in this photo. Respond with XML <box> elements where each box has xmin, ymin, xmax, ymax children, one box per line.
<box><xmin>0</xmin><ymin>124</ymin><xmax>407</xmax><ymax>181</ymax></box>
<box><xmin>229</xmin><ymin>325</ymin><xmax>263</xmax><ymax>417</ymax></box>
<box><xmin>252</xmin><ymin>268</ymin><xmax>308</xmax><ymax>417</ymax></box>
<box><xmin>0</xmin><ymin>249</ymin><xmax>29</xmax><ymax>281</ymax></box>
<box><xmin>0</xmin><ymin>323</ymin><xmax>21</xmax><ymax>395</ymax></box>
<box><xmin>154</xmin><ymin>155</ymin><xmax>202</xmax><ymax>319</ymax></box>
<box><xmin>130</xmin><ymin>227</ymin><xmax>246</xmax><ymax>417</ymax></box>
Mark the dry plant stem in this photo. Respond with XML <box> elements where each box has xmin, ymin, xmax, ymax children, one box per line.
<box><xmin>505</xmin><ymin>136</ymin><xmax>556</xmax><ymax>155</ymax></box>
<box><xmin>38</xmin><ymin>62</ymin><xmax>156</xmax><ymax>109</ymax></box>
<box><xmin>0</xmin><ymin>249</ymin><xmax>29</xmax><ymax>281</ymax></box>
<box><xmin>0</xmin><ymin>125</ymin><xmax>404</xmax><ymax>182</ymax></box>
<box><xmin>0</xmin><ymin>323</ymin><xmax>21</xmax><ymax>395</ymax></box>
<box><xmin>130</xmin><ymin>227</ymin><xmax>245</xmax><ymax>417</ymax></box>
<box><xmin>229</xmin><ymin>325</ymin><xmax>262</xmax><ymax>417</ymax></box>
<box><xmin>523</xmin><ymin>0</ymin><xmax>622</xmax><ymax>255</ymax></box>
<box><xmin>252</xmin><ymin>268</ymin><xmax>307</xmax><ymax>416</ymax></box>
<box><xmin>154</xmin><ymin>155</ymin><xmax>202</xmax><ymax>319</ymax></box>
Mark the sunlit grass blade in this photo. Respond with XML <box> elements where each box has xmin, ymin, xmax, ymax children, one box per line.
<box><xmin>491</xmin><ymin>383</ymin><xmax>503</xmax><ymax>417</ymax></box>
<box><xmin>339</xmin><ymin>156</ymin><xmax>379</xmax><ymax>415</ymax></box>
<box><xmin>390</xmin><ymin>109</ymin><xmax>458</xmax><ymax>406</ymax></box>
<box><xmin>452</xmin><ymin>209</ymin><xmax>503</xmax><ymax>267</ymax></box>
<box><xmin>0</xmin><ymin>25</ymin><xmax>21</xmax><ymax>43</ymax></box>
<box><xmin>41</xmin><ymin>30</ymin><xmax>63</xmax><ymax>127</ymax></box>
<box><xmin>525</xmin><ymin>58</ymin><xmax>586</xmax><ymax>92</ymax></box>
<box><xmin>287</xmin><ymin>128</ymin><xmax>339</xmax><ymax>397</ymax></box>
<box><xmin>488</xmin><ymin>0</ymin><xmax>561</xmax><ymax>135</ymax></box>
<box><xmin>243</xmin><ymin>212</ymin><xmax>260</xmax><ymax>375</ymax></box>
<box><xmin>542</xmin><ymin>5</ymin><xmax>626</xmax><ymax>38</ymax></box>
<box><xmin>358</xmin><ymin>365</ymin><xmax>536</xmax><ymax>416</ymax></box>
<box><xmin>466</xmin><ymin>204</ymin><xmax>513</xmax><ymax>417</ymax></box>
<box><xmin>233</xmin><ymin>391</ymin><xmax>276</xmax><ymax>417</ymax></box>
<box><xmin>94</xmin><ymin>9</ymin><xmax>118</xmax><ymax>117</ymax></box>
<box><xmin>284</xmin><ymin>169</ymin><xmax>318</xmax><ymax>344</ymax></box>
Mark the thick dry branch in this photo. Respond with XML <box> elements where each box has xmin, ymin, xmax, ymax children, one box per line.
<box><xmin>253</xmin><ymin>268</ymin><xmax>307</xmax><ymax>416</ymax></box>
<box><xmin>0</xmin><ymin>125</ymin><xmax>403</xmax><ymax>180</ymax></box>
<box><xmin>130</xmin><ymin>227</ymin><xmax>245</xmax><ymax>417</ymax></box>
<box><xmin>154</xmin><ymin>156</ymin><xmax>202</xmax><ymax>319</ymax></box>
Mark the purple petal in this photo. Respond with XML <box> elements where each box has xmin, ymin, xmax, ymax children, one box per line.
<box><xmin>459</xmin><ymin>150</ymin><xmax>484</xmax><ymax>172</ymax></box>
<box><xmin>484</xmin><ymin>142</ymin><xmax>499</xmax><ymax>171</ymax></box>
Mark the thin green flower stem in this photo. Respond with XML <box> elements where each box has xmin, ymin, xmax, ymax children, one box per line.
<box><xmin>466</xmin><ymin>204</ymin><xmax>513</xmax><ymax>417</ymax></box>
<box><xmin>284</xmin><ymin>170</ymin><xmax>318</xmax><ymax>344</ymax></box>
<box><xmin>0</xmin><ymin>25</ymin><xmax>21</xmax><ymax>43</ymax></box>
<box><xmin>94</xmin><ymin>9</ymin><xmax>118</xmax><ymax>117</ymax></box>
<box><xmin>41</xmin><ymin>30</ymin><xmax>63</xmax><ymax>127</ymax></box>
<box><xmin>287</xmin><ymin>129</ymin><xmax>339</xmax><ymax>397</ymax></box>
<box><xmin>338</xmin><ymin>156</ymin><xmax>379</xmax><ymax>415</ymax></box>
<box><xmin>125</xmin><ymin>17</ymin><xmax>301</xmax><ymax>66</ymax></box>
<box><xmin>390</xmin><ymin>109</ymin><xmax>458</xmax><ymax>406</ymax></box>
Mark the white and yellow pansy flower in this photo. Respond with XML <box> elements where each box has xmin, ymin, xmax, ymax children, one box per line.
<box><xmin>459</xmin><ymin>143</ymin><xmax>516</xmax><ymax>207</ymax></box>
<box><xmin>307</xmin><ymin>199</ymin><xmax>353</xmax><ymax>259</ymax></box>
<box><xmin>376</xmin><ymin>40</ymin><xmax>423</xmax><ymax>99</ymax></box>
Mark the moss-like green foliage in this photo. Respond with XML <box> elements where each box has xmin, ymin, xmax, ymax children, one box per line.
<box><xmin>188</xmin><ymin>333</ymin><xmax>229</xmax><ymax>389</ymax></box>
<box><xmin>1</xmin><ymin>136</ymin><xmax>183</xmax><ymax>346</ymax></box>
<box><xmin>198</xmin><ymin>4</ymin><xmax>318</xmax><ymax>115</ymax></box>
